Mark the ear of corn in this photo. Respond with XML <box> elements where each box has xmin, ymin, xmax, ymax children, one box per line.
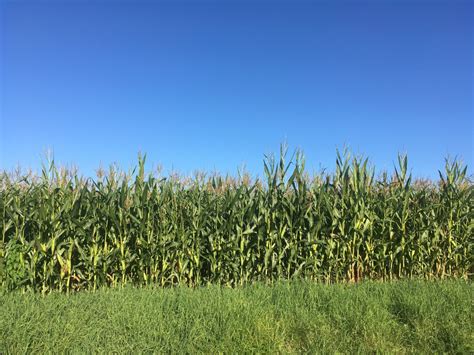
<box><xmin>0</xmin><ymin>147</ymin><xmax>472</xmax><ymax>292</ymax></box>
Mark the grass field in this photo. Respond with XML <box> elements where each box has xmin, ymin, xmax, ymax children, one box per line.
<box><xmin>1</xmin><ymin>280</ymin><xmax>472</xmax><ymax>353</ymax></box>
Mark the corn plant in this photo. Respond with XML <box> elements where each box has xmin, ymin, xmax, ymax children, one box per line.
<box><xmin>0</xmin><ymin>146</ymin><xmax>472</xmax><ymax>292</ymax></box>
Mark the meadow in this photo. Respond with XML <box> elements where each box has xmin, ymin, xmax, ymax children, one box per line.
<box><xmin>0</xmin><ymin>280</ymin><xmax>472</xmax><ymax>353</ymax></box>
<box><xmin>1</xmin><ymin>146</ymin><xmax>472</xmax><ymax>292</ymax></box>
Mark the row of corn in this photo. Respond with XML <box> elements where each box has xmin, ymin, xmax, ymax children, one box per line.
<box><xmin>1</xmin><ymin>147</ymin><xmax>472</xmax><ymax>292</ymax></box>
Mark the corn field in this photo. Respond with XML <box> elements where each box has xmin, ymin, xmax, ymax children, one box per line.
<box><xmin>1</xmin><ymin>147</ymin><xmax>472</xmax><ymax>292</ymax></box>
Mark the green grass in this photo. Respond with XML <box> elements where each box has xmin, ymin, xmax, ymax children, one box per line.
<box><xmin>1</xmin><ymin>280</ymin><xmax>472</xmax><ymax>353</ymax></box>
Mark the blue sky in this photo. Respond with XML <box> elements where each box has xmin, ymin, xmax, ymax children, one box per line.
<box><xmin>1</xmin><ymin>0</ymin><xmax>472</xmax><ymax>179</ymax></box>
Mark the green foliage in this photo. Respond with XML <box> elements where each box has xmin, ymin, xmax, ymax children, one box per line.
<box><xmin>0</xmin><ymin>146</ymin><xmax>472</xmax><ymax>292</ymax></box>
<box><xmin>0</xmin><ymin>280</ymin><xmax>472</xmax><ymax>353</ymax></box>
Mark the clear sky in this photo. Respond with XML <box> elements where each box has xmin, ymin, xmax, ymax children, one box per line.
<box><xmin>1</xmin><ymin>0</ymin><xmax>472</xmax><ymax>179</ymax></box>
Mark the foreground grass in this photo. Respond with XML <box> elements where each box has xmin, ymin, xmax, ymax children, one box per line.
<box><xmin>0</xmin><ymin>280</ymin><xmax>472</xmax><ymax>353</ymax></box>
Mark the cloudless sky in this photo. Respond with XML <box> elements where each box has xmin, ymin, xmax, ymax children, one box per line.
<box><xmin>1</xmin><ymin>0</ymin><xmax>472</xmax><ymax>179</ymax></box>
